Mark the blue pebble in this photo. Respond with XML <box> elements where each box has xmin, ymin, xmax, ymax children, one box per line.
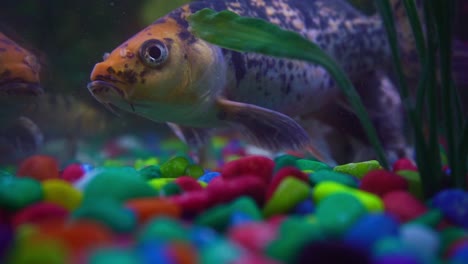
<box><xmin>229</xmin><ymin>211</ymin><xmax>254</xmax><ymax>226</ymax></box>
<box><xmin>190</xmin><ymin>226</ymin><xmax>219</xmax><ymax>248</ymax></box>
<box><xmin>136</xmin><ymin>240</ymin><xmax>173</xmax><ymax>264</ymax></box>
<box><xmin>451</xmin><ymin>244</ymin><xmax>468</xmax><ymax>264</ymax></box>
<box><xmin>431</xmin><ymin>189</ymin><xmax>468</xmax><ymax>228</ymax></box>
<box><xmin>291</xmin><ymin>199</ymin><xmax>315</xmax><ymax>215</ymax></box>
<box><xmin>345</xmin><ymin>213</ymin><xmax>399</xmax><ymax>251</ymax></box>
<box><xmin>373</xmin><ymin>254</ymin><xmax>420</xmax><ymax>264</ymax></box>
<box><xmin>198</xmin><ymin>172</ymin><xmax>221</xmax><ymax>183</ymax></box>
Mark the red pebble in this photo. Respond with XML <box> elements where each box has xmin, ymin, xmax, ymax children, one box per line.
<box><xmin>221</xmin><ymin>155</ymin><xmax>274</xmax><ymax>183</ymax></box>
<box><xmin>383</xmin><ymin>190</ymin><xmax>427</xmax><ymax>222</ymax></box>
<box><xmin>169</xmin><ymin>190</ymin><xmax>213</xmax><ymax>217</ymax></box>
<box><xmin>360</xmin><ymin>169</ymin><xmax>408</xmax><ymax>197</ymax></box>
<box><xmin>207</xmin><ymin>175</ymin><xmax>267</xmax><ymax>205</ymax></box>
<box><xmin>61</xmin><ymin>163</ymin><xmax>85</xmax><ymax>183</ymax></box>
<box><xmin>229</xmin><ymin>222</ymin><xmax>277</xmax><ymax>252</ymax></box>
<box><xmin>266</xmin><ymin>166</ymin><xmax>309</xmax><ymax>200</ymax></box>
<box><xmin>12</xmin><ymin>202</ymin><xmax>69</xmax><ymax>227</ymax></box>
<box><xmin>17</xmin><ymin>155</ymin><xmax>60</xmax><ymax>181</ymax></box>
<box><xmin>392</xmin><ymin>158</ymin><xmax>418</xmax><ymax>172</ymax></box>
<box><xmin>175</xmin><ymin>176</ymin><xmax>203</xmax><ymax>192</ymax></box>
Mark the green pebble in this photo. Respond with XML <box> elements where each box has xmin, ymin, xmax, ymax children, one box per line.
<box><xmin>266</xmin><ymin>217</ymin><xmax>323</xmax><ymax>263</ymax></box>
<box><xmin>138</xmin><ymin>165</ymin><xmax>162</xmax><ymax>180</ymax></box>
<box><xmin>0</xmin><ymin>176</ymin><xmax>42</xmax><ymax>210</ymax></box>
<box><xmin>439</xmin><ymin>227</ymin><xmax>468</xmax><ymax>256</ymax></box>
<box><xmin>195</xmin><ymin>196</ymin><xmax>261</xmax><ymax>232</ymax></box>
<box><xmin>138</xmin><ymin>217</ymin><xmax>188</xmax><ymax>243</ymax></box>
<box><xmin>373</xmin><ymin>237</ymin><xmax>407</xmax><ymax>257</ymax></box>
<box><xmin>231</xmin><ymin>196</ymin><xmax>262</xmax><ymax>220</ymax></box>
<box><xmin>263</xmin><ymin>177</ymin><xmax>311</xmax><ymax>218</ymax></box>
<box><xmin>333</xmin><ymin>160</ymin><xmax>381</xmax><ymax>179</ymax></box>
<box><xmin>160</xmin><ymin>182</ymin><xmax>183</xmax><ymax>197</ymax></box>
<box><xmin>84</xmin><ymin>167</ymin><xmax>158</xmax><ymax>203</ymax></box>
<box><xmin>89</xmin><ymin>248</ymin><xmax>141</xmax><ymax>264</ymax></box>
<box><xmin>315</xmin><ymin>193</ymin><xmax>367</xmax><ymax>237</ymax></box>
<box><xmin>195</xmin><ymin>204</ymin><xmax>232</xmax><ymax>232</ymax></box>
<box><xmin>7</xmin><ymin>240</ymin><xmax>67</xmax><ymax>264</ymax></box>
<box><xmin>72</xmin><ymin>199</ymin><xmax>136</xmax><ymax>233</ymax></box>
<box><xmin>200</xmin><ymin>239</ymin><xmax>241</xmax><ymax>264</ymax></box>
<box><xmin>185</xmin><ymin>164</ymin><xmax>204</xmax><ymax>179</ymax></box>
<box><xmin>409</xmin><ymin>209</ymin><xmax>443</xmax><ymax>228</ymax></box>
<box><xmin>160</xmin><ymin>156</ymin><xmax>190</xmax><ymax>178</ymax></box>
<box><xmin>309</xmin><ymin>170</ymin><xmax>358</xmax><ymax>188</ymax></box>
<box><xmin>295</xmin><ymin>159</ymin><xmax>331</xmax><ymax>172</ymax></box>
<box><xmin>0</xmin><ymin>170</ymin><xmax>14</xmax><ymax>178</ymax></box>
<box><xmin>396</xmin><ymin>170</ymin><xmax>423</xmax><ymax>199</ymax></box>
<box><xmin>274</xmin><ymin>154</ymin><xmax>301</xmax><ymax>171</ymax></box>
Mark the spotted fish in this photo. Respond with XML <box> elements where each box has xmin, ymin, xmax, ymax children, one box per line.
<box><xmin>88</xmin><ymin>0</ymin><xmax>420</xmax><ymax>163</ymax></box>
<box><xmin>0</xmin><ymin>31</ymin><xmax>44</xmax><ymax>158</ymax></box>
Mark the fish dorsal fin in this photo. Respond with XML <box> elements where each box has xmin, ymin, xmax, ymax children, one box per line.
<box><xmin>216</xmin><ymin>98</ymin><xmax>315</xmax><ymax>152</ymax></box>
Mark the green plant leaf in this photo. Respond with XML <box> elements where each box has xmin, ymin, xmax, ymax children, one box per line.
<box><xmin>188</xmin><ymin>8</ymin><xmax>388</xmax><ymax>168</ymax></box>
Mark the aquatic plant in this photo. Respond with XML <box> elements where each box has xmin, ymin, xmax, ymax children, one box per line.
<box><xmin>188</xmin><ymin>1</ymin><xmax>467</xmax><ymax>197</ymax></box>
<box><xmin>187</xmin><ymin>8</ymin><xmax>389</xmax><ymax>170</ymax></box>
<box><xmin>375</xmin><ymin>0</ymin><xmax>467</xmax><ymax>196</ymax></box>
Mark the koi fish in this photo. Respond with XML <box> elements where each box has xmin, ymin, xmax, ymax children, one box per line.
<box><xmin>87</xmin><ymin>0</ymin><xmax>424</xmax><ymax>163</ymax></box>
<box><xmin>0</xmin><ymin>31</ymin><xmax>44</xmax><ymax>158</ymax></box>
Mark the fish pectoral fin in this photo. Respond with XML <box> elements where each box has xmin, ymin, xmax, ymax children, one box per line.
<box><xmin>166</xmin><ymin>122</ymin><xmax>212</xmax><ymax>149</ymax></box>
<box><xmin>216</xmin><ymin>98</ymin><xmax>313</xmax><ymax>152</ymax></box>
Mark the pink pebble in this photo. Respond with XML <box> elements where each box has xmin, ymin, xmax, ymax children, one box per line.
<box><xmin>207</xmin><ymin>175</ymin><xmax>267</xmax><ymax>205</ymax></box>
<box><xmin>221</xmin><ymin>155</ymin><xmax>274</xmax><ymax>183</ymax></box>
<box><xmin>266</xmin><ymin>166</ymin><xmax>309</xmax><ymax>200</ymax></box>
<box><xmin>61</xmin><ymin>163</ymin><xmax>85</xmax><ymax>183</ymax></box>
<box><xmin>12</xmin><ymin>202</ymin><xmax>69</xmax><ymax>227</ymax></box>
<box><xmin>392</xmin><ymin>158</ymin><xmax>418</xmax><ymax>172</ymax></box>
<box><xmin>175</xmin><ymin>176</ymin><xmax>203</xmax><ymax>192</ymax></box>
<box><xmin>232</xmin><ymin>253</ymin><xmax>280</xmax><ymax>264</ymax></box>
<box><xmin>169</xmin><ymin>190</ymin><xmax>213</xmax><ymax>217</ymax></box>
<box><xmin>383</xmin><ymin>190</ymin><xmax>427</xmax><ymax>222</ymax></box>
<box><xmin>360</xmin><ymin>169</ymin><xmax>408</xmax><ymax>197</ymax></box>
<box><xmin>229</xmin><ymin>222</ymin><xmax>277</xmax><ymax>252</ymax></box>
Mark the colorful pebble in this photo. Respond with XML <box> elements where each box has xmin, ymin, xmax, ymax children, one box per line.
<box><xmin>0</xmin><ymin>133</ymin><xmax>464</xmax><ymax>264</ymax></box>
<box><xmin>42</xmin><ymin>179</ymin><xmax>82</xmax><ymax>210</ymax></box>
<box><xmin>313</xmin><ymin>181</ymin><xmax>384</xmax><ymax>212</ymax></box>
<box><xmin>17</xmin><ymin>155</ymin><xmax>60</xmax><ymax>181</ymax></box>
<box><xmin>360</xmin><ymin>169</ymin><xmax>408</xmax><ymax>197</ymax></box>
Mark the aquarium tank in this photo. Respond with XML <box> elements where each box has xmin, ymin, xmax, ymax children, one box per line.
<box><xmin>0</xmin><ymin>0</ymin><xmax>467</xmax><ymax>263</ymax></box>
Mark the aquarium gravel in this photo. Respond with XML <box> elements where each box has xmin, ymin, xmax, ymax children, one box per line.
<box><xmin>0</xmin><ymin>135</ymin><xmax>467</xmax><ymax>264</ymax></box>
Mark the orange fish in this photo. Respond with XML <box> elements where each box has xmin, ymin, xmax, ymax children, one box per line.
<box><xmin>0</xmin><ymin>32</ymin><xmax>42</xmax><ymax>98</ymax></box>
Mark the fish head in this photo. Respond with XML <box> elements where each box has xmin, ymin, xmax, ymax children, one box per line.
<box><xmin>0</xmin><ymin>32</ymin><xmax>43</xmax><ymax>98</ymax></box>
<box><xmin>88</xmin><ymin>12</ymin><xmax>226</xmax><ymax>124</ymax></box>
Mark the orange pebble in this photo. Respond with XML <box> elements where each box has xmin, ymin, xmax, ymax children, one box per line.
<box><xmin>17</xmin><ymin>155</ymin><xmax>60</xmax><ymax>181</ymax></box>
<box><xmin>34</xmin><ymin>219</ymin><xmax>114</xmax><ymax>255</ymax></box>
<box><xmin>125</xmin><ymin>198</ymin><xmax>181</xmax><ymax>223</ymax></box>
<box><xmin>169</xmin><ymin>242</ymin><xmax>198</xmax><ymax>264</ymax></box>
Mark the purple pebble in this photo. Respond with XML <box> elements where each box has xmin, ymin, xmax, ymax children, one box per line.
<box><xmin>374</xmin><ymin>255</ymin><xmax>420</xmax><ymax>264</ymax></box>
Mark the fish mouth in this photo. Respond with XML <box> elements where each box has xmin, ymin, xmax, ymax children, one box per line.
<box><xmin>0</xmin><ymin>81</ymin><xmax>44</xmax><ymax>97</ymax></box>
<box><xmin>87</xmin><ymin>80</ymin><xmax>126</xmax><ymax>100</ymax></box>
<box><xmin>87</xmin><ymin>80</ymin><xmax>135</xmax><ymax>115</ymax></box>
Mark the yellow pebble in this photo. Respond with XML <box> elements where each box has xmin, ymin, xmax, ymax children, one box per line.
<box><xmin>313</xmin><ymin>181</ymin><xmax>383</xmax><ymax>212</ymax></box>
<box><xmin>198</xmin><ymin>181</ymin><xmax>208</xmax><ymax>188</ymax></box>
<box><xmin>42</xmin><ymin>179</ymin><xmax>82</xmax><ymax>210</ymax></box>
<box><xmin>148</xmin><ymin>178</ymin><xmax>175</xmax><ymax>190</ymax></box>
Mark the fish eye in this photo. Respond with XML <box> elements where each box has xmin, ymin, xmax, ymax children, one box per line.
<box><xmin>138</xmin><ymin>39</ymin><xmax>168</xmax><ymax>68</ymax></box>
